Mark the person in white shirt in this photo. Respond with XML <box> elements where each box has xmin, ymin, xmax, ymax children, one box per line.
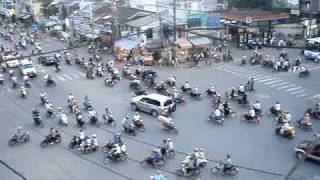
<box><xmin>238</xmin><ymin>84</ymin><xmax>245</xmax><ymax>94</ymax></box>
<box><xmin>249</xmin><ymin>107</ymin><xmax>255</xmax><ymax>118</ymax></box>
<box><xmin>78</xmin><ymin>129</ymin><xmax>85</xmax><ymax>141</ymax></box>
<box><xmin>253</xmin><ymin>100</ymin><xmax>261</xmax><ymax>113</ymax></box>
<box><xmin>214</xmin><ymin>108</ymin><xmax>221</xmax><ymax>119</ymax></box>
<box><xmin>274</xmin><ymin>102</ymin><xmax>281</xmax><ymax>112</ymax></box>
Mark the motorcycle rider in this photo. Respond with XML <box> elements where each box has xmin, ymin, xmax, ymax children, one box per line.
<box><xmin>48</xmin><ymin>127</ymin><xmax>58</xmax><ymax>143</ymax></box>
<box><xmin>88</xmin><ymin>107</ymin><xmax>97</xmax><ymax>121</ymax></box>
<box><xmin>213</xmin><ymin>108</ymin><xmax>222</xmax><ymax>120</ymax></box>
<box><xmin>223</xmin><ymin>101</ymin><xmax>231</xmax><ymax>116</ymax></box>
<box><xmin>78</xmin><ymin>129</ymin><xmax>85</xmax><ymax>141</ymax></box>
<box><xmin>284</xmin><ymin>111</ymin><xmax>292</xmax><ymax>124</ymax></box>
<box><xmin>182</xmin><ymin>81</ymin><xmax>191</xmax><ymax>91</ymax></box>
<box><xmin>20</xmin><ymin>85</ymin><xmax>27</xmax><ymax>96</ymax></box>
<box><xmin>223</xmin><ymin>155</ymin><xmax>233</xmax><ymax>172</ymax></box>
<box><xmin>239</xmin><ymin>93</ymin><xmax>247</xmax><ymax>104</ymax></box>
<box><xmin>208</xmin><ymin>84</ymin><xmax>216</xmax><ymax>95</ymax></box>
<box><xmin>91</xmin><ymin>134</ymin><xmax>98</xmax><ymax>149</ymax></box>
<box><xmin>112</xmin><ymin>132</ymin><xmax>122</xmax><ymax>145</ymax></box>
<box><xmin>272</xmin><ymin>102</ymin><xmax>281</xmax><ymax>114</ymax></box>
<box><xmin>110</xmin><ymin>143</ymin><xmax>122</xmax><ymax>159</ymax></box>
<box><xmin>253</xmin><ymin>100</ymin><xmax>261</xmax><ymax>114</ymax></box>
<box><xmin>167</xmin><ymin>76</ymin><xmax>176</xmax><ymax>86</ymax></box>
<box><xmin>238</xmin><ymin>84</ymin><xmax>245</xmax><ymax>95</ymax></box>
<box><xmin>245</xmin><ymin>107</ymin><xmax>256</xmax><ymax>120</ymax></box>
<box><xmin>40</xmin><ymin>91</ymin><xmax>47</xmax><ymax>103</ymax></box>
<box><xmin>122</xmin><ymin>115</ymin><xmax>134</xmax><ymax>131</ymax></box>
<box><xmin>23</xmin><ymin>75</ymin><xmax>30</xmax><ymax>86</ymax></box>
<box><xmin>133</xmin><ymin>112</ymin><xmax>141</xmax><ymax>124</ymax></box>
<box><xmin>191</xmin><ymin>87</ymin><xmax>199</xmax><ymax>96</ymax></box>
<box><xmin>151</xmin><ymin>148</ymin><xmax>162</xmax><ymax>164</ymax></box>
<box><xmin>14</xmin><ymin>126</ymin><xmax>24</xmax><ymax>139</ymax></box>
<box><xmin>300</xmin><ymin>113</ymin><xmax>312</xmax><ymax>126</ymax></box>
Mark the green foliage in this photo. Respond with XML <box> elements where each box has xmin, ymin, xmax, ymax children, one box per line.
<box><xmin>40</xmin><ymin>0</ymin><xmax>59</xmax><ymax>17</ymax></box>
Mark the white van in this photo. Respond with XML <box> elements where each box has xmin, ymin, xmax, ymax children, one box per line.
<box><xmin>20</xmin><ymin>59</ymin><xmax>37</xmax><ymax>76</ymax></box>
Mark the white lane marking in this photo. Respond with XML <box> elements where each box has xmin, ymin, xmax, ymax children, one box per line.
<box><xmin>63</xmin><ymin>74</ymin><xmax>73</xmax><ymax>80</ymax></box>
<box><xmin>72</xmin><ymin>74</ymin><xmax>80</xmax><ymax>78</ymax></box>
<box><xmin>277</xmin><ymin>84</ymin><xmax>296</xmax><ymax>90</ymax></box>
<box><xmin>254</xmin><ymin>76</ymin><xmax>271</xmax><ymax>81</ymax></box>
<box><xmin>270</xmin><ymin>82</ymin><xmax>289</xmax><ymax>87</ymax></box>
<box><xmin>290</xmin><ymin>90</ymin><xmax>305</xmax><ymax>95</ymax></box>
<box><xmin>241</xmin><ymin>73</ymin><xmax>260</xmax><ymax>78</ymax></box>
<box><xmin>258</xmin><ymin>78</ymin><xmax>278</xmax><ymax>83</ymax></box>
<box><xmin>284</xmin><ymin>86</ymin><xmax>302</xmax><ymax>92</ymax></box>
<box><xmin>57</xmin><ymin>76</ymin><xmax>66</xmax><ymax>82</ymax></box>
<box><xmin>296</xmin><ymin>93</ymin><xmax>308</xmax><ymax>98</ymax></box>
<box><xmin>264</xmin><ymin>79</ymin><xmax>283</xmax><ymax>85</ymax></box>
<box><xmin>310</xmin><ymin>93</ymin><xmax>320</xmax><ymax>99</ymax></box>
<box><xmin>308</xmin><ymin>65</ymin><xmax>320</xmax><ymax>70</ymax></box>
<box><xmin>77</xmin><ymin>72</ymin><xmax>86</xmax><ymax>77</ymax></box>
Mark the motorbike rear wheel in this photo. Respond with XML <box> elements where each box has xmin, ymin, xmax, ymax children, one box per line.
<box><xmin>8</xmin><ymin>139</ymin><xmax>16</xmax><ymax>147</ymax></box>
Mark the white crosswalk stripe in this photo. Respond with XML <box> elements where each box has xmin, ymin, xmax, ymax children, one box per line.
<box><xmin>241</xmin><ymin>73</ymin><xmax>260</xmax><ymax>78</ymax></box>
<box><xmin>254</xmin><ymin>76</ymin><xmax>272</xmax><ymax>81</ymax></box>
<box><xmin>72</xmin><ymin>74</ymin><xmax>80</xmax><ymax>78</ymax></box>
<box><xmin>310</xmin><ymin>94</ymin><xmax>320</xmax><ymax>99</ymax></box>
<box><xmin>270</xmin><ymin>82</ymin><xmax>289</xmax><ymax>87</ymax></box>
<box><xmin>290</xmin><ymin>90</ymin><xmax>305</xmax><ymax>95</ymax></box>
<box><xmin>57</xmin><ymin>76</ymin><xmax>66</xmax><ymax>82</ymax></box>
<box><xmin>277</xmin><ymin>84</ymin><xmax>295</xmax><ymax>90</ymax></box>
<box><xmin>284</xmin><ymin>86</ymin><xmax>302</xmax><ymax>92</ymax></box>
<box><xmin>77</xmin><ymin>72</ymin><xmax>86</xmax><ymax>77</ymax></box>
<box><xmin>258</xmin><ymin>78</ymin><xmax>278</xmax><ymax>83</ymax></box>
<box><xmin>264</xmin><ymin>79</ymin><xmax>283</xmax><ymax>85</ymax></box>
<box><xmin>63</xmin><ymin>74</ymin><xmax>73</xmax><ymax>80</ymax></box>
<box><xmin>296</xmin><ymin>93</ymin><xmax>308</xmax><ymax>98</ymax></box>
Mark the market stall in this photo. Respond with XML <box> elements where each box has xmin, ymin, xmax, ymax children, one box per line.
<box><xmin>175</xmin><ymin>38</ymin><xmax>192</xmax><ymax>63</ymax></box>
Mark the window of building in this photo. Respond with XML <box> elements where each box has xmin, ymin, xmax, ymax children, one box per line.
<box><xmin>188</xmin><ymin>18</ymin><xmax>202</xmax><ymax>28</ymax></box>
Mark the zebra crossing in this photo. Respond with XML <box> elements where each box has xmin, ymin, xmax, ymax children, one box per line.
<box><xmin>214</xmin><ymin>64</ymin><xmax>310</xmax><ymax>99</ymax></box>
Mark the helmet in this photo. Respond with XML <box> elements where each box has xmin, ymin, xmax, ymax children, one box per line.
<box><xmin>92</xmin><ymin>134</ymin><xmax>96</xmax><ymax>138</ymax></box>
<box><xmin>167</xmin><ymin>138</ymin><xmax>171</xmax><ymax>141</ymax></box>
<box><xmin>135</xmin><ymin>112</ymin><xmax>139</xmax><ymax>115</ymax></box>
<box><xmin>17</xmin><ymin>126</ymin><xmax>22</xmax><ymax>130</ymax></box>
<box><xmin>194</xmin><ymin>148</ymin><xmax>199</xmax><ymax>152</ymax></box>
<box><xmin>199</xmin><ymin>148</ymin><xmax>204</xmax><ymax>151</ymax></box>
<box><xmin>116</xmin><ymin>132</ymin><xmax>121</xmax><ymax>136</ymax></box>
<box><xmin>256</xmin><ymin>100</ymin><xmax>259</xmax><ymax>103</ymax></box>
<box><xmin>276</xmin><ymin>102</ymin><xmax>280</xmax><ymax>104</ymax></box>
<box><xmin>50</xmin><ymin>127</ymin><xmax>54</xmax><ymax>130</ymax></box>
<box><xmin>126</xmin><ymin>115</ymin><xmax>130</xmax><ymax>119</ymax></box>
<box><xmin>226</xmin><ymin>154</ymin><xmax>231</xmax><ymax>158</ymax></box>
<box><xmin>79</xmin><ymin>129</ymin><xmax>83</xmax><ymax>132</ymax></box>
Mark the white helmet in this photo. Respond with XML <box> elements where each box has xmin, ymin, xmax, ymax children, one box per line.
<box><xmin>92</xmin><ymin>134</ymin><xmax>96</xmax><ymax>138</ymax></box>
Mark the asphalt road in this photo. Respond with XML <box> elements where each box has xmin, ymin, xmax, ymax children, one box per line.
<box><xmin>0</xmin><ymin>29</ymin><xmax>319</xmax><ymax>180</ymax></box>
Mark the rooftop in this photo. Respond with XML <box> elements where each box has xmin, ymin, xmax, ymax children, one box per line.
<box><xmin>218</xmin><ymin>9</ymin><xmax>290</xmax><ymax>22</ymax></box>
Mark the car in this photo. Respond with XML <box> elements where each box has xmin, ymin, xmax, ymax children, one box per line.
<box><xmin>38</xmin><ymin>56</ymin><xmax>56</xmax><ymax>66</ymax></box>
<box><xmin>295</xmin><ymin>139</ymin><xmax>320</xmax><ymax>162</ymax></box>
<box><xmin>130</xmin><ymin>93</ymin><xmax>176</xmax><ymax>117</ymax></box>
<box><xmin>20</xmin><ymin>59</ymin><xmax>37</xmax><ymax>77</ymax></box>
<box><xmin>2</xmin><ymin>54</ymin><xmax>20</xmax><ymax>68</ymax></box>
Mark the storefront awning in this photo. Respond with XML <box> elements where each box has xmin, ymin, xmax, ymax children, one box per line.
<box><xmin>189</xmin><ymin>36</ymin><xmax>212</xmax><ymax>47</ymax></box>
<box><xmin>176</xmin><ymin>38</ymin><xmax>192</xmax><ymax>49</ymax></box>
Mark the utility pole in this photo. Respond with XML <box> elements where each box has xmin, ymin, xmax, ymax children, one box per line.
<box><xmin>111</xmin><ymin>0</ymin><xmax>119</xmax><ymax>53</ymax></box>
<box><xmin>172</xmin><ymin>0</ymin><xmax>177</xmax><ymax>62</ymax></box>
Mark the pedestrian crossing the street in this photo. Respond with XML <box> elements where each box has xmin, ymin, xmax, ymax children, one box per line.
<box><xmin>213</xmin><ymin>64</ymin><xmax>312</xmax><ymax>99</ymax></box>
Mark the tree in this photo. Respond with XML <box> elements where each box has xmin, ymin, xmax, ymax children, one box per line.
<box><xmin>40</xmin><ymin>0</ymin><xmax>59</xmax><ymax>17</ymax></box>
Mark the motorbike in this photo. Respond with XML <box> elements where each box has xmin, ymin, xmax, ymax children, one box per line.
<box><xmin>89</xmin><ymin>115</ymin><xmax>100</xmax><ymax>127</ymax></box>
<box><xmin>46</xmin><ymin>79</ymin><xmax>56</xmax><ymax>87</ymax></box>
<box><xmin>105</xmin><ymin>77</ymin><xmax>116</xmax><ymax>87</ymax></box>
<box><xmin>189</xmin><ymin>91</ymin><xmax>202</xmax><ymax>99</ymax></box>
<box><xmin>122</xmin><ymin>123</ymin><xmax>137</xmax><ymax>136</ymax></box>
<box><xmin>65</xmin><ymin>58</ymin><xmax>72</xmax><ymax>65</ymax></box>
<box><xmin>57</xmin><ymin>113</ymin><xmax>68</xmax><ymax>126</ymax></box>
<box><xmin>208</xmin><ymin>114</ymin><xmax>224</xmax><ymax>125</ymax></box>
<box><xmin>83</xmin><ymin>101</ymin><xmax>93</xmax><ymax>110</ymax></box>
<box><xmin>176</xmin><ymin>166</ymin><xmax>201</xmax><ymax>177</ymax></box>
<box><xmin>8</xmin><ymin>132</ymin><xmax>30</xmax><ymax>146</ymax></box>
<box><xmin>275</xmin><ymin>125</ymin><xmax>295</xmax><ymax>138</ymax></box>
<box><xmin>133</xmin><ymin>119</ymin><xmax>145</xmax><ymax>131</ymax></box>
<box><xmin>102</xmin><ymin>114</ymin><xmax>116</xmax><ymax>127</ymax></box>
<box><xmin>206</xmin><ymin>89</ymin><xmax>217</xmax><ymax>96</ymax></box>
<box><xmin>103</xmin><ymin>151</ymin><xmax>128</xmax><ymax>164</ymax></box>
<box><xmin>160</xmin><ymin>147</ymin><xmax>175</xmax><ymax>158</ymax></box>
<box><xmin>40</xmin><ymin>134</ymin><xmax>62</xmax><ymax>148</ymax></box>
<box><xmin>33</xmin><ymin>114</ymin><xmax>44</xmax><ymax>128</ymax></box>
<box><xmin>25</xmin><ymin>80</ymin><xmax>31</xmax><ymax>88</ymax></box>
<box><xmin>269</xmin><ymin>107</ymin><xmax>282</xmax><ymax>117</ymax></box>
<box><xmin>295</xmin><ymin>119</ymin><xmax>313</xmax><ymax>131</ymax></box>
<box><xmin>45</xmin><ymin>103</ymin><xmax>54</xmax><ymax>118</ymax></box>
<box><xmin>78</xmin><ymin>143</ymin><xmax>98</xmax><ymax>154</ymax></box>
<box><xmin>162</xmin><ymin>121</ymin><xmax>178</xmax><ymax>134</ymax></box>
<box><xmin>86</xmin><ymin>71</ymin><xmax>95</xmax><ymax>79</ymax></box>
<box><xmin>298</xmin><ymin>70</ymin><xmax>310</xmax><ymax>78</ymax></box>
<box><xmin>140</xmin><ymin>156</ymin><xmax>165</xmax><ymax>168</ymax></box>
<box><xmin>69</xmin><ymin>136</ymin><xmax>81</xmax><ymax>149</ymax></box>
<box><xmin>76</xmin><ymin>112</ymin><xmax>85</xmax><ymax>128</ymax></box>
<box><xmin>129</xmin><ymin>80</ymin><xmax>141</xmax><ymax>90</ymax></box>
<box><xmin>181</xmin><ymin>86</ymin><xmax>192</xmax><ymax>93</ymax></box>
<box><xmin>172</xmin><ymin>94</ymin><xmax>185</xmax><ymax>104</ymax></box>
<box><xmin>165</xmin><ymin>79</ymin><xmax>176</xmax><ymax>87</ymax></box>
<box><xmin>21</xmin><ymin>87</ymin><xmax>27</xmax><ymax>98</ymax></box>
<box><xmin>242</xmin><ymin>114</ymin><xmax>260</xmax><ymax>123</ymax></box>
<box><xmin>210</xmin><ymin>163</ymin><xmax>239</xmax><ymax>176</ymax></box>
